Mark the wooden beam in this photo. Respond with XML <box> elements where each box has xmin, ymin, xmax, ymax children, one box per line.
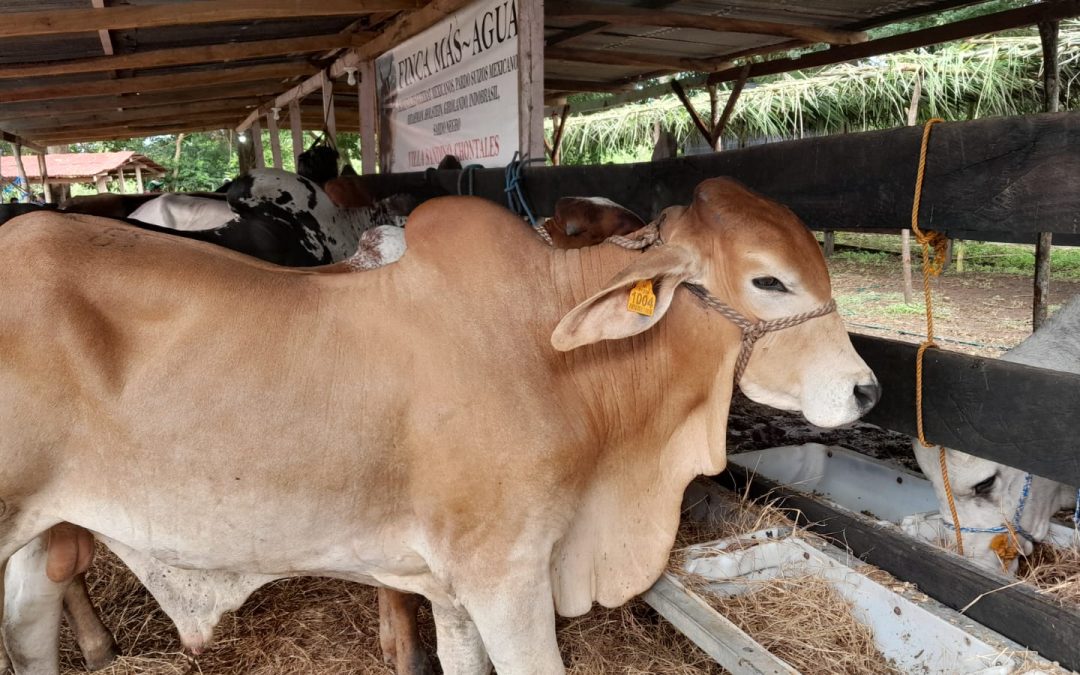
<box><xmin>547</xmin><ymin>104</ymin><xmax>570</xmax><ymax>165</ymax></box>
<box><xmin>545</xmin><ymin>1</ymin><xmax>868</xmax><ymax>45</ymax></box>
<box><xmin>0</xmin><ymin>130</ymin><xmax>46</xmax><ymax>154</ymax></box>
<box><xmin>6</xmin><ymin>98</ymin><xmax>263</xmax><ymax>132</ymax></box>
<box><xmin>853</xmin><ymin>334</ymin><xmax>1080</xmax><ymax>483</ymax></box>
<box><xmin>543</xmin><ymin>78</ymin><xmax>636</xmax><ymax>93</ymax></box>
<box><xmin>706</xmin><ymin>0</ymin><xmax>1080</xmax><ymax>86</ymax></box>
<box><xmin>1</xmin><ymin>62</ymin><xmax>317</xmax><ymax>104</ymax></box>
<box><xmin>251</xmin><ymin>119</ymin><xmax>266</xmax><ymax>170</ymax></box>
<box><xmin>0</xmin><ymin>0</ymin><xmax>423</xmax><ymax>39</ymax></box>
<box><xmin>321</xmin><ymin>73</ymin><xmax>337</xmax><ymax>146</ymax></box>
<box><xmin>722</xmin><ymin>466</ymin><xmax>1080</xmax><ymax>673</ymax></box>
<box><xmin>239</xmin><ymin>0</ymin><xmax>479</xmax><ymax>133</ymax></box>
<box><xmin>0</xmin><ymin>82</ymin><xmax>293</xmax><ymax>121</ymax></box>
<box><xmin>36</xmin><ymin>153</ymin><xmax>52</xmax><ymax>202</ymax></box>
<box><xmin>339</xmin><ymin>113</ymin><xmax>1080</xmax><ymax>239</ymax></box>
<box><xmin>358</xmin><ymin>61</ymin><xmax>377</xmax><ymax>174</ymax></box>
<box><xmin>519</xmin><ymin>0</ymin><xmax>545</xmax><ymax>160</ymax></box>
<box><xmin>289</xmin><ymin>100</ymin><xmax>305</xmax><ymax>169</ymax></box>
<box><xmin>267</xmin><ymin>112</ymin><xmax>283</xmax><ymax>169</ymax></box>
<box><xmin>0</xmin><ymin>34</ymin><xmax>354</xmax><ymax>81</ymax></box>
<box><xmin>90</xmin><ymin>0</ymin><xmax>114</xmax><ymax>57</ymax></box>
<box><xmin>1034</xmin><ymin>19</ymin><xmax>1061</xmax><ymax>331</ymax></box>
<box><xmin>546</xmin><ymin>46</ymin><xmax>732</xmax><ymax>74</ymax></box>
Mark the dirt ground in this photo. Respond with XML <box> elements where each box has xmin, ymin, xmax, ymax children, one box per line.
<box><xmin>829</xmin><ymin>258</ymin><xmax>1080</xmax><ymax>358</ymax></box>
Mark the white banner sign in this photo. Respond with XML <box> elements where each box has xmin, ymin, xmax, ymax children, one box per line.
<box><xmin>376</xmin><ymin>0</ymin><xmax>519</xmax><ymax>172</ymax></box>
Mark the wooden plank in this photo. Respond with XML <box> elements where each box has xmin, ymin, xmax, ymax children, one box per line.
<box><xmin>0</xmin><ymin>0</ymin><xmax>423</xmax><ymax>39</ymax></box>
<box><xmin>359</xmin><ymin>61</ymin><xmax>377</xmax><ymax>174</ymax></box>
<box><xmin>251</xmin><ymin>119</ymin><xmax>266</xmax><ymax>170</ymax></box>
<box><xmin>267</xmin><ymin>112</ymin><xmax>283</xmax><ymax>169</ymax></box>
<box><xmin>518</xmin><ymin>0</ymin><xmax>545</xmax><ymax>160</ymax></box>
<box><xmin>720</xmin><ymin>466</ymin><xmax>1080</xmax><ymax>672</ymax></box>
<box><xmin>345</xmin><ymin>113</ymin><xmax>1080</xmax><ymax>238</ymax></box>
<box><xmin>643</xmin><ymin>574</ymin><xmax>798</xmax><ymax>675</ymax></box>
<box><xmin>90</xmin><ymin>0</ymin><xmax>113</xmax><ymax>57</ymax></box>
<box><xmin>852</xmin><ymin>334</ymin><xmax>1080</xmax><ymax>485</ymax></box>
<box><xmin>0</xmin><ymin>131</ymin><xmax>45</xmax><ymax>154</ymax></box>
<box><xmin>0</xmin><ymin>82</ymin><xmax>292</xmax><ymax>120</ymax></box>
<box><xmin>546</xmin><ymin>1</ymin><xmax>868</xmax><ymax>45</ymax></box>
<box><xmin>0</xmin><ymin>34</ymin><xmax>354</xmax><ymax>81</ymax></box>
<box><xmin>546</xmin><ymin>46</ymin><xmax>731</xmax><ymax>73</ymax></box>
<box><xmin>0</xmin><ymin>62</ymin><xmax>317</xmax><ymax>104</ymax></box>
<box><xmin>238</xmin><ymin>0</ymin><xmax>477</xmax><ymax>132</ymax></box>
<box><xmin>290</xmin><ymin>100</ymin><xmax>305</xmax><ymax>168</ymax></box>
<box><xmin>6</xmin><ymin>99</ymin><xmax>264</xmax><ymax>132</ymax></box>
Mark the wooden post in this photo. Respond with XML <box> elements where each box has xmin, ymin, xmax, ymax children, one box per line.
<box><xmin>359</xmin><ymin>61</ymin><xmax>377</xmax><ymax>174</ymax></box>
<box><xmin>1034</xmin><ymin>19</ymin><xmax>1059</xmax><ymax>330</ymax></box>
<box><xmin>95</xmin><ymin>174</ymin><xmax>108</xmax><ymax>193</ymax></box>
<box><xmin>251</xmin><ymin>118</ymin><xmax>266</xmax><ymax>169</ymax></box>
<box><xmin>546</xmin><ymin>104</ymin><xmax>570</xmax><ymax>165</ymax></box>
<box><xmin>321</xmin><ymin>73</ymin><xmax>337</xmax><ymax>149</ymax></box>
<box><xmin>12</xmin><ymin>142</ymin><xmax>29</xmax><ymax>203</ymax></box>
<box><xmin>36</xmin><ymin>152</ymin><xmax>51</xmax><ymax>203</ymax></box>
<box><xmin>518</xmin><ymin>0</ymin><xmax>545</xmax><ymax>159</ymax></box>
<box><xmin>901</xmin><ymin>229</ymin><xmax>914</xmax><ymax>304</ymax></box>
<box><xmin>267</xmin><ymin>111</ymin><xmax>283</xmax><ymax>169</ymax></box>
<box><xmin>902</xmin><ymin>75</ymin><xmax>922</xmax><ymax>305</ymax></box>
<box><xmin>289</xmin><ymin>99</ymin><xmax>304</xmax><ymax>169</ymax></box>
<box><xmin>955</xmin><ymin>241</ymin><xmax>966</xmax><ymax>273</ymax></box>
<box><xmin>116</xmin><ymin>167</ymin><xmax>127</xmax><ymax>193</ymax></box>
<box><xmin>134</xmin><ymin>165</ymin><xmax>144</xmax><ymax>192</ymax></box>
<box><xmin>822</xmin><ymin>231</ymin><xmax>835</xmax><ymax>258</ymax></box>
<box><xmin>237</xmin><ymin>129</ymin><xmax>256</xmax><ymax>175</ymax></box>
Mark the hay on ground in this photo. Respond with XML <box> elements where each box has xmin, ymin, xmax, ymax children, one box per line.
<box><xmin>1019</xmin><ymin>541</ymin><xmax>1080</xmax><ymax>605</ymax></box>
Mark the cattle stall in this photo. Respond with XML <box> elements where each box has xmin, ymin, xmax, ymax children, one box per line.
<box><xmin>2</xmin><ymin>0</ymin><xmax>1080</xmax><ymax>672</ymax></box>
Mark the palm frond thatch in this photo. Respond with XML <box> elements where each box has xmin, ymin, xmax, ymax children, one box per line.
<box><xmin>554</xmin><ymin>24</ymin><xmax>1080</xmax><ymax>164</ymax></box>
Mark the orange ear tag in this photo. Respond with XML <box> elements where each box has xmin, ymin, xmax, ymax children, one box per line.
<box><xmin>627</xmin><ymin>279</ymin><xmax>656</xmax><ymax>316</ymax></box>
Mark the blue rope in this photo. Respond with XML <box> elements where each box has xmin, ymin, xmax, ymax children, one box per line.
<box><xmin>504</xmin><ymin>151</ymin><xmax>545</xmax><ymax>227</ymax></box>
<box><xmin>943</xmin><ymin>472</ymin><xmax>1036</xmax><ymax>542</ymax></box>
<box><xmin>457</xmin><ymin>164</ymin><xmax>483</xmax><ymax>196</ymax></box>
<box><xmin>1074</xmin><ymin>488</ymin><xmax>1080</xmax><ymax>527</ymax></box>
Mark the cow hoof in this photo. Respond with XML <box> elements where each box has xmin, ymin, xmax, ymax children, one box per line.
<box><xmin>83</xmin><ymin>643</ymin><xmax>119</xmax><ymax>671</ymax></box>
<box><xmin>396</xmin><ymin>651</ymin><xmax>435</xmax><ymax>675</ymax></box>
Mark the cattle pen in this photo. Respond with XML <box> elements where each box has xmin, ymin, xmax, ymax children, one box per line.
<box><xmin>2</xmin><ymin>0</ymin><xmax>1080</xmax><ymax>674</ymax></box>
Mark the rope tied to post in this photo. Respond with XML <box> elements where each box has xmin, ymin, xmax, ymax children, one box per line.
<box><xmin>908</xmin><ymin>118</ymin><xmax>968</xmax><ymax>556</ymax></box>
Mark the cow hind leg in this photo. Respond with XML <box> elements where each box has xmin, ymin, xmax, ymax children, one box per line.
<box><xmin>64</xmin><ymin>575</ymin><xmax>118</xmax><ymax>670</ymax></box>
<box><xmin>378</xmin><ymin>589</ymin><xmax>433</xmax><ymax>675</ymax></box>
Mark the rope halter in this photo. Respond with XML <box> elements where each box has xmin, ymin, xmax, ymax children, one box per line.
<box><xmin>684</xmin><ymin>284</ymin><xmax>837</xmax><ymax>384</ymax></box>
<box><xmin>605</xmin><ymin>223</ymin><xmax>837</xmax><ymax>386</ymax></box>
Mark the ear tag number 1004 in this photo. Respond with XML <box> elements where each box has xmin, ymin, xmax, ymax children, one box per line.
<box><xmin>627</xmin><ymin>279</ymin><xmax>656</xmax><ymax>316</ymax></box>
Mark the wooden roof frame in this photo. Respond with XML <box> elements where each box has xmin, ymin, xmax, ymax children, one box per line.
<box><xmin>2</xmin><ymin>0</ymin><xmax>1077</xmax><ymax>146</ymax></box>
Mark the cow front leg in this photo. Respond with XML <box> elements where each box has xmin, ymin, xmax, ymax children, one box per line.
<box><xmin>378</xmin><ymin>588</ymin><xmax>433</xmax><ymax>674</ymax></box>
<box><xmin>2</xmin><ymin>535</ymin><xmax>64</xmax><ymax>675</ymax></box>
<box><xmin>63</xmin><ymin>575</ymin><xmax>118</xmax><ymax>670</ymax></box>
<box><xmin>431</xmin><ymin>602</ymin><xmax>489</xmax><ymax>675</ymax></box>
<box><xmin>458</xmin><ymin>573</ymin><xmax>564</xmax><ymax>675</ymax></box>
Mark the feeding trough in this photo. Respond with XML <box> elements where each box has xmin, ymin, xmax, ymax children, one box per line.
<box><xmin>647</xmin><ymin>525</ymin><xmax>1031</xmax><ymax>674</ymax></box>
<box><xmin>727</xmin><ymin>443</ymin><xmax>937</xmax><ymax>523</ymax></box>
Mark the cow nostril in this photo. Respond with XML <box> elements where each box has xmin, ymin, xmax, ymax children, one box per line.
<box><xmin>854</xmin><ymin>382</ymin><xmax>881</xmax><ymax>412</ymax></box>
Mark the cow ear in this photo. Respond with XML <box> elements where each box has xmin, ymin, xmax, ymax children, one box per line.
<box><xmin>551</xmin><ymin>245</ymin><xmax>700</xmax><ymax>351</ymax></box>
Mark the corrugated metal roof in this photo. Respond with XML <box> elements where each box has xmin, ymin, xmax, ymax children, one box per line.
<box><xmin>0</xmin><ymin>151</ymin><xmax>168</xmax><ymax>179</ymax></box>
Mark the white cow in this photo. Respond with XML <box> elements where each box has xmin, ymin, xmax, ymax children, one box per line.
<box><xmin>914</xmin><ymin>295</ymin><xmax>1080</xmax><ymax>574</ymax></box>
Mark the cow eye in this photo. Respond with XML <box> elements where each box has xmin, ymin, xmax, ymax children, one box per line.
<box><xmin>752</xmin><ymin>277</ymin><xmax>788</xmax><ymax>292</ymax></box>
<box><xmin>973</xmin><ymin>475</ymin><xmax>996</xmax><ymax>496</ymax></box>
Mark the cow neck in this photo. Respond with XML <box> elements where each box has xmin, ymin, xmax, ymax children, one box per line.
<box><xmin>546</xmin><ymin>243</ymin><xmax>743</xmax><ymax>615</ymax></box>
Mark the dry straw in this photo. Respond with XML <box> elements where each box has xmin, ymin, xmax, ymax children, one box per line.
<box><xmin>1019</xmin><ymin>540</ymin><xmax>1080</xmax><ymax>606</ymax></box>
